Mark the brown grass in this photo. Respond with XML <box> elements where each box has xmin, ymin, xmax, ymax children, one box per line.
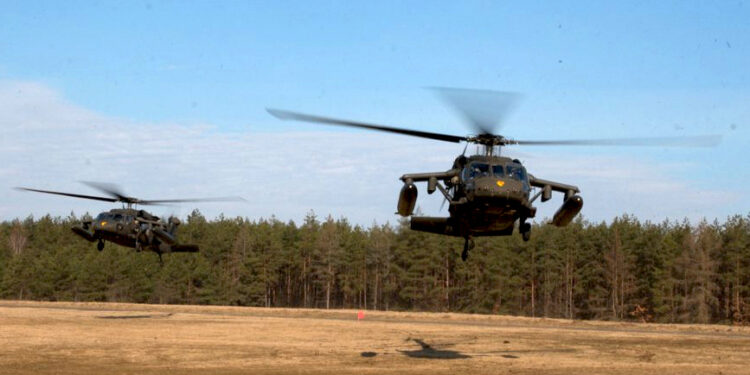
<box><xmin>0</xmin><ymin>300</ymin><xmax>748</xmax><ymax>374</ymax></box>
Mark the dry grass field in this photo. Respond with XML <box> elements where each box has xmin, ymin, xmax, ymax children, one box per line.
<box><xmin>0</xmin><ymin>301</ymin><xmax>748</xmax><ymax>374</ymax></box>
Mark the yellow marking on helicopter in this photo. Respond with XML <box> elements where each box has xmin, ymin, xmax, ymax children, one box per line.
<box><xmin>496</xmin><ymin>180</ymin><xmax>505</xmax><ymax>187</ymax></box>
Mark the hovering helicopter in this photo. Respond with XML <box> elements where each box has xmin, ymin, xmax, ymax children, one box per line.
<box><xmin>268</xmin><ymin>88</ymin><xmax>721</xmax><ymax>261</ymax></box>
<box><xmin>15</xmin><ymin>181</ymin><xmax>244</xmax><ymax>262</ymax></box>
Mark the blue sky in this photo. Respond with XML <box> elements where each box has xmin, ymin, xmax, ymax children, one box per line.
<box><xmin>1</xmin><ymin>1</ymin><xmax>748</xmax><ymax>226</ymax></box>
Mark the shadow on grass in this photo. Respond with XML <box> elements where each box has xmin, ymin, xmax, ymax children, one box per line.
<box><xmin>398</xmin><ymin>338</ymin><xmax>471</xmax><ymax>359</ymax></box>
<box><xmin>97</xmin><ymin>313</ymin><xmax>173</xmax><ymax>319</ymax></box>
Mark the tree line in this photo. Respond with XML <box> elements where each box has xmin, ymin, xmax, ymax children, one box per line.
<box><xmin>1</xmin><ymin>210</ymin><xmax>749</xmax><ymax>325</ymax></box>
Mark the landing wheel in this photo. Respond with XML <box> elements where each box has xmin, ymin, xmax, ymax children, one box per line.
<box><xmin>520</xmin><ymin>222</ymin><xmax>531</xmax><ymax>242</ymax></box>
<box><xmin>97</xmin><ymin>240</ymin><xmax>104</xmax><ymax>251</ymax></box>
<box><xmin>461</xmin><ymin>237</ymin><xmax>475</xmax><ymax>262</ymax></box>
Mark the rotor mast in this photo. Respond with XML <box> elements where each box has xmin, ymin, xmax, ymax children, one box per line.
<box><xmin>467</xmin><ymin>134</ymin><xmax>516</xmax><ymax>157</ymax></box>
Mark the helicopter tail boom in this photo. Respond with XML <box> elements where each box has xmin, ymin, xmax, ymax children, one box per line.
<box><xmin>152</xmin><ymin>227</ymin><xmax>177</xmax><ymax>245</ymax></box>
<box><xmin>71</xmin><ymin>226</ymin><xmax>97</xmax><ymax>242</ymax></box>
<box><xmin>410</xmin><ymin>217</ymin><xmax>456</xmax><ymax>236</ymax></box>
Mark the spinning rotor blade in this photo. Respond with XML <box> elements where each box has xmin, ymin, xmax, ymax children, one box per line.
<box><xmin>17</xmin><ymin>182</ymin><xmax>244</xmax><ymax>207</ymax></box>
<box><xmin>79</xmin><ymin>181</ymin><xmax>131</xmax><ymax>201</ymax></box>
<box><xmin>431</xmin><ymin>87</ymin><xmax>520</xmax><ymax>135</ymax></box>
<box><xmin>267</xmin><ymin>108</ymin><xmax>466</xmax><ymax>143</ymax></box>
<box><xmin>512</xmin><ymin>135</ymin><xmax>722</xmax><ymax>147</ymax></box>
<box><xmin>80</xmin><ymin>181</ymin><xmax>245</xmax><ymax>205</ymax></box>
<box><xmin>15</xmin><ymin>187</ymin><xmax>118</xmax><ymax>203</ymax></box>
<box><xmin>269</xmin><ymin>90</ymin><xmax>721</xmax><ymax>150</ymax></box>
<box><xmin>139</xmin><ymin>196</ymin><xmax>246</xmax><ymax>205</ymax></box>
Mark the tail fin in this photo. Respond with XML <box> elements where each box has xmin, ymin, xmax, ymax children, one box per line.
<box><xmin>168</xmin><ymin>216</ymin><xmax>181</xmax><ymax>236</ymax></box>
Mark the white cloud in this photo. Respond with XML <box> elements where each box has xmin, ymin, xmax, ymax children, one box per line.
<box><xmin>0</xmin><ymin>80</ymin><xmax>742</xmax><ymax>226</ymax></box>
<box><xmin>521</xmin><ymin>154</ymin><xmax>741</xmax><ymax>224</ymax></box>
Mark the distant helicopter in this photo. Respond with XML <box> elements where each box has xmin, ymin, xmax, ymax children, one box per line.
<box><xmin>16</xmin><ymin>182</ymin><xmax>244</xmax><ymax>262</ymax></box>
<box><xmin>268</xmin><ymin>88</ymin><xmax>720</xmax><ymax>261</ymax></box>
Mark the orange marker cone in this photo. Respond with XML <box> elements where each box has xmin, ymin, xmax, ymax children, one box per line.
<box><xmin>357</xmin><ymin>310</ymin><xmax>365</xmax><ymax>321</ymax></box>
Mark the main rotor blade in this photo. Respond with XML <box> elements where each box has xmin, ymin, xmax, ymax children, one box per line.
<box><xmin>15</xmin><ymin>187</ymin><xmax>118</xmax><ymax>203</ymax></box>
<box><xmin>267</xmin><ymin>108</ymin><xmax>466</xmax><ymax>143</ymax></box>
<box><xmin>512</xmin><ymin>135</ymin><xmax>722</xmax><ymax>147</ymax></box>
<box><xmin>139</xmin><ymin>196</ymin><xmax>246</xmax><ymax>205</ymax></box>
<box><xmin>79</xmin><ymin>181</ymin><xmax>130</xmax><ymax>201</ymax></box>
<box><xmin>431</xmin><ymin>87</ymin><xmax>520</xmax><ymax>135</ymax></box>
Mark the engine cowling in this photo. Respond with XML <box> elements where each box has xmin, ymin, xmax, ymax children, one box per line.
<box><xmin>551</xmin><ymin>195</ymin><xmax>583</xmax><ymax>227</ymax></box>
<box><xmin>397</xmin><ymin>181</ymin><xmax>418</xmax><ymax>217</ymax></box>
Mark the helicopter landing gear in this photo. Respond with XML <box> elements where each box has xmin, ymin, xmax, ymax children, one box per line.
<box><xmin>97</xmin><ymin>240</ymin><xmax>105</xmax><ymax>251</ymax></box>
<box><xmin>520</xmin><ymin>221</ymin><xmax>531</xmax><ymax>242</ymax></box>
<box><xmin>461</xmin><ymin>236</ymin><xmax>475</xmax><ymax>262</ymax></box>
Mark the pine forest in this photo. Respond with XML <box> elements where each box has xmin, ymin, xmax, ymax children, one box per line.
<box><xmin>2</xmin><ymin>211</ymin><xmax>749</xmax><ymax>325</ymax></box>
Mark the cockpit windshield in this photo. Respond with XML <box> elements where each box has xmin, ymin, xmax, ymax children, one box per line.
<box><xmin>95</xmin><ymin>213</ymin><xmax>126</xmax><ymax>221</ymax></box>
<box><xmin>463</xmin><ymin>162</ymin><xmax>528</xmax><ymax>182</ymax></box>
<box><xmin>468</xmin><ymin>163</ymin><xmax>490</xmax><ymax>178</ymax></box>
<box><xmin>492</xmin><ymin>165</ymin><xmax>504</xmax><ymax>177</ymax></box>
<box><xmin>506</xmin><ymin>164</ymin><xmax>527</xmax><ymax>181</ymax></box>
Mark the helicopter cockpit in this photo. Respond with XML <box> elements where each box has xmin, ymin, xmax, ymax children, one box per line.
<box><xmin>465</xmin><ymin>162</ymin><xmax>490</xmax><ymax>179</ymax></box>
<box><xmin>462</xmin><ymin>161</ymin><xmax>529</xmax><ymax>184</ymax></box>
<box><xmin>94</xmin><ymin>212</ymin><xmax>133</xmax><ymax>223</ymax></box>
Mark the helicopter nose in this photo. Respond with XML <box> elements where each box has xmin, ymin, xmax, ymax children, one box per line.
<box><xmin>470</xmin><ymin>177</ymin><xmax>526</xmax><ymax>202</ymax></box>
<box><xmin>92</xmin><ymin>220</ymin><xmax>108</xmax><ymax>230</ymax></box>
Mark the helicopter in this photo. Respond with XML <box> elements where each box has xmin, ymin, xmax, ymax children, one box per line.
<box><xmin>268</xmin><ymin>88</ymin><xmax>721</xmax><ymax>261</ymax></box>
<box><xmin>15</xmin><ymin>181</ymin><xmax>244</xmax><ymax>262</ymax></box>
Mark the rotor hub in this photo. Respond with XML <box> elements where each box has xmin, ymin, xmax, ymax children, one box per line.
<box><xmin>467</xmin><ymin>134</ymin><xmax>514</xmax><ymax>147</ymax></box>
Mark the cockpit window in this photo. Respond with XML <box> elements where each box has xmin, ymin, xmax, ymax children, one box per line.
<box><xmin>468</xmin><ymin>163</ymin><xmax>490</xmax><ymax>178</ymax></box>
<box><xmin>492</xmin><ymin>165</ymin><xmax>504</xmax><ymax>177</ymax></box>
<box><xmin>506</xmin><ymin>164</ymin><xmax>527</xmax><ymax>181</ymax></box>
<box><xmin>463</xmin><ymin>162</ymin><xmax>521</xmax><ymax>180</ymax></box>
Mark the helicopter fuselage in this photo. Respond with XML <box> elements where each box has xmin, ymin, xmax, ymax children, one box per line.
<box><xmin>72</xmin><ymin>208</ymin><xmax>195</xmax><ymax>254</ymax></box>
<box><xmin>15</xmin><ymin>182</ymin><xmax>237</xmax><ymax>261</ymax></box>
<box><xmin>452</xmin><ymin>155</ymin><xmax>531</xmax><ymax>235</ymax></box>
<box><xmin>399</xmin><ymin>154</ymin><xmax>582</xmax><ymax>240</ymax></box>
